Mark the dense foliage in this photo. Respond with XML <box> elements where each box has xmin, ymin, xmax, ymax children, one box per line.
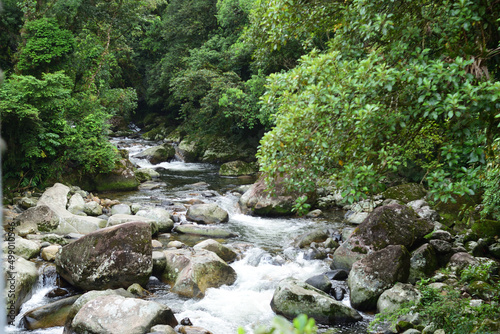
<box><xmin>255</xmin><ymin>0</ymin><xmax>500</xmax><ymax>215</ymax></box>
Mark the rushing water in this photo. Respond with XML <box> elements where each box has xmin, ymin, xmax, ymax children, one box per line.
<box><xmin>7</xmin><ymin>136</ymin><xmax>372</xmax><ymax>334</ymax></box>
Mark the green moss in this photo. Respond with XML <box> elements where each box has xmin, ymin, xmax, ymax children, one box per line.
<box><xmin>470</xmin><ymin>219</ymin><xmax>500</xmax><ymax>239</ymax></box>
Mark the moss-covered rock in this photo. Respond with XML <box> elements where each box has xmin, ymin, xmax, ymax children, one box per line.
<box><xmin>470</xmin><ymin>219</ymin><xmax>500</xmax><ymax>240</ymax></box>
<box><xmin>219</xmin><ymin>160</ymin><xmax>258</xmax><ymax>176</ymax></box>
<box><xmin>238</xmin><ymin>178</ymin><xmax>296</xmax><ymax>216</ymax></box>
<box><xmin>134</xmin><ymin>145</ymin><xmax>175</xmax><ymax>164</ymax></box>
<box><xmin>94</xmin><ymin>156</ymin><xmax>139</xmax><ymax>192</ymax></box>
<box><xmin>382</xmin><ymin>183</ymin><xmax>427</xmax><ymax>203</ymax></box>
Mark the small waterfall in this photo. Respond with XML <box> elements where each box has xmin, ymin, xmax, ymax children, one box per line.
<box><xmin>6</xmin><ymin>263</ymin><xmax>59</xmax><ymax>333</ymax></box>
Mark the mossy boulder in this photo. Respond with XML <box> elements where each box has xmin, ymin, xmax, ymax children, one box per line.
<box><xmin>94</xmin><ymin>156</ymin><xmax>139</xmax><ymax>192</ymax></box>
<box><xmin>134</xmin><ymin>145</ymin><xmax>176</xmax><ymax>164</ymax></box>
<box><xmin>332</xmin><ymin>203</ymin><xmax>434</xmax><ymax>270</ymax></box>
<box><xmin>55</xmin><ymin>222</ymin><xmax>153</xmax><ymax>290</ymax></box>
<box><xmin>270</xmin><ymin>277</ymin><xmax>362</xmax><ymax>324</ymax></box>
<box><xmin>238</xmin><ymin>178</ymin><xmax>296</xmax><ymax>216</ymax></box>
<box><xmin>470</xmin><ymin>219</ymin><xmax>500</xmax><ymax>240</ymax></box>
<box><xmin>219</xmin><ymin>160</ymin><xmax>258</xmax><ymax>176</ymax></box>
<box><xmin>186</xmin><ymin>203</ymin><xmax>229</xmax><ymax>224</ymax></box>
<box><xmin>382</xmin><ymin>183</ymin><xmax>427</xmax><ymax>203</ymax></box>
<box><xmin>178</xmin><ymin>139</ymin><xmax>204</xmax><ymax>162</ymax></box>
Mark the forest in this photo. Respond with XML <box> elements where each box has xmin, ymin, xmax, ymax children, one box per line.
<box><xmin>1</xmin><ymin>0</ymin><xmax>500</xmax><ymax>219</ymax></box>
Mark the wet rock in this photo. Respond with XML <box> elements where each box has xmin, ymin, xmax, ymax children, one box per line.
<box><xmin>186</xmin><ymin>203</ymin><xmax>229</xmax><ymax>224</ymax></box>
<box><xmin>193</xmin><ymin>239</ymin><xmax>237</xmax><ymax>263</ymax></box>
<box><xmin>348</xmin><ymin>245</ymin><xmax>411</xmax><ymax>311</ymax></box>
<box><xmin>2</xmin><ymin>236</ymin><xmax>40</xmax><ymax>260</ymax></box>
<box><xmin>127</xmin><ymin>283</ymin><xmax>149</xmax><ymax>297</ymax></box>
<box><xmin>305</xmin><ymin>274</ymin><xmax>332</xmax><ymax>293</ymax></box>
<box><xmin>152</xmin><ymin>251</ymin><xmax>167</xmax><ymax>277</ymax></box>
<box><xmin>55</xmin><ymin>222</ymin><xmax>152</xmax><ymax>290</ymax></box>
<box><xmin>41</xmin><ymin>245</ymin><xmax>61</xmax><ymax>261</ymax></box>
<box><xmin>134</xmin><ymin>145</ymin><xmax>176</xmax><ymax>164</ymax></box>
<box><xmin>63</xmin><ymin>288</ymin><xmax>134</xmax><ymax>332</ymax></box>
<box><xmin>23</xmin><ymin>295</ymin><xmax>80</xmax><ymax>330</ymax></box>
<box><xmin>294</xmin><ymin>229</ymin><xmax>330</xmax><ymax>248</ymax></box>
<box><xmin>306</xmin><ymin>209</ymin><xmax>323</xmax><ymax>218</ymax></box>
<box><xmin>4</xmin><ymin>255</ymin><xmax>38</xmax><ymax>317</ymax></box>
<box><xmin>408</xmin><ymin>243</ymin><xmax>438</xmax><ymax>284</ymax></box>
<box><xmin>69</xmin><ymin>295</ymin><xmax>178</xmax><ymax>334</ymax></box>
<box><xmin>180</xmin><ymin>318</ymin><xmax>193</xmax><ymax>326</ymax></box>
<box><xmin>162</xmin><ymin>249</ymin><xmax>237</xmax><ymax>298</ymax></box>
<box><xmin>83</xmin><ymin>201</ymin><xmax>103</xmax><ymax>216</ymax></box>
<box><xmin>331</xmin><ymin>286</ymin><xmax>346</xmax><ymax>301</ymax></box>
<box><xmin>137</xmin><ymin>167</ymin><xmax>161</xmax><ymax>179</ymax></box>
<box><xmin>325</xmin><ymin>269</ymin><xmax>349</xmax><ymax>281</ymax></box>
<box><xmin>107</xmin><ymin>214</ymin><xmax>158</xmax><ymax>235</ymax></box>
<box><xmin>179</xmin><ymin>326</ymin><xmax>213</xmax><ymax>334</ymax></box>
<box><xmin>238</xmin><ymin>179</ymin><xmax>296</xmax><ymax>216</ymax></box>
<box><xmin>332</xmin><ymin>203</ymin><xmax>433</xmax><ymax>270</ymax></box>
<box><xmin>270</xmin><ymin>277</ymin><xmax>362</xmax><ymax>324</ymax></box>
<box><xmin>219</xmin><ymin>160</ymin><xmax>257</xmax><ymax>176</ymax></box>
<box><xmin>174</xmin><ymin>224</ymin><xmax>237</xmax><ymax>238</ymax></box>
<box><xmin>136</xmin><ymin>208</ymin><xmax>174</xmax><ymax>233</ymax></box>
<box><xmin>377</xmin><ymin>283</ymin><xmax>421</xmax><ymax>313</ymax></box>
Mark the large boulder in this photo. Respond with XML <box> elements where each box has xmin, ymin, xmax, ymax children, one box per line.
<box><xmin>14</xmin><ymin>183</ymin><xmax>106</xmax><ymax>235</ymax></box>
<box><xmin>186</xmin><ymin>203</ymin><xmax>229</xmax><ymax>224</ymax></box>
<box><xmin>408</xmin><ymin>243</ymin><xmax>439</xmax><ymax>283</ymax></box>
<box><xmin>4</xmin><ymin>255</ymin><xmax>38</xmax><ymax>319</ymax></box>
<box><xmin>63</xmin><ymin>288</ymin><xmax>134</xmax><ymax>333</ymax></box>
<box><xmin>377</xmin><ymin>282</ymin><xmax>421</xmax><ymax>313</ymax></box>
<box><xmin>177</xmin><ymin>139</ymin><xmax>203</xmax><ymax>162</ymax></box>
<box><xmin>162</xmin><ymin>249</ymin><xmax>237</xmax><ymax>298</ymax></box>
<box><xmin>270</xmin><ymin>278</ymin><xmax>362</xmax><ymax>324</ymax></box>
<box><xmin>67</xmin><ymin>194</ymin><xmax>86</xmax><ymax>215</ymax></box>
<box><xmin>193</xmin><ymin>239</ymin><xmax>238</xmax><ymax>263</ymax></box>
<box><xmin>69</xmin><ymin>295</ymin><xmax>178</xmax><ymax>334</ymax></box>
<box><xmin>55</xmin><ymin>222</ymin><xmax>153</xmax><ymax>290</ymax></box>
<box><xmin>219</xmin><ymin>160</ymin><xmax>257</xmax><ymax>176</ymax></box>
<box><xmin>23</xmin><ymin>295</ymin><xmax>80</xmax><ymax>330</ymax></box>
<box><xmin>238</xmin><ymin>180</ymin><xmax>295</xmax><ymax>216</ymax></box>
<box><xmin>134</xmin><ymin>145</ymin><xmax>176</xmax><ymax>164</ymax></box>
<box><xmin>332</xmin><ymin>203</ymin><xmax>433</xmax><ymax>270</ymax></box>
<box><xmin>94</xmin><ymin>155</ymin><xmax>140</xmax><ymax>192</ymax></box>
<box><xmin>348</xmin><ymin>245</ymin><xmax>411</xmax><ymax>311</ymax></box>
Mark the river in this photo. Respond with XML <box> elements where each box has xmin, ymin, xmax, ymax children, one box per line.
<box><xmin>6</xmin><ymin>136</ymin><xmax>372</xmax><ymax>334</ymax></box>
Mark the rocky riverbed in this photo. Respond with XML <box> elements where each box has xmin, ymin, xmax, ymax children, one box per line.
<box><xmin>3</xmin><ymin>137</ymin><xmax>500</xmax><ymax>334</ymax></box>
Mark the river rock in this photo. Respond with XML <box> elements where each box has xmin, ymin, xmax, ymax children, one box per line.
<box><xmin>135</xmin><ymin>145</ymin><xmax>176</xmax><ymax>164</ymax></box>
<box><xmin>111</xmin><ymin>203</ymin><xmax>132</xmax><ymax>215</ymax></box>
<box><xmin>186</xmin><ymin>203</ymin><xmax>229</xmax><ymax>224</ymax></box>
<box><xmin>3</xmin><ymin>236</ymin><xmax>40</xmax><ymax>260</ymax></box>
<box><xmin>15</xmin><ymin>184</ymin><xmax>107</xmax><ymax>235</ymax></box>
<box><xmin>83</xmin><ymin>201</ymin><xmax>103</xmax><ymax>216</ymax></box>
<box><xmin>136</xmin><ymin>208</ymin><xmax>174</xmax><ymax>233</ymax></box>
<box><xmin>193</xmin><ymin>239</ymin><xmax>238</xmax><ymax>263</ymax></box>
<box><xmin>178</xmin><ymin>139</ymin><xmax>202</xmax><ymax>162</ymax></box>
<box><xmin>179</xmin><ymin>326</ymin><xmax>213</xmax><ymax>334</ymax></box>
<box><xmin>55</xmin><ymin>222</ymin><xmax>153</xmax><ymax>290</ymax></box>
<box><xmin>18</xmin><ymin>196</ymin><xmax>38</xmax><ymax>209</ymax></box>
<box><xmin>94</xmin><ymin>155</ymin><xmax>140</xmax><ymax>192</ymax></box>
<box><xmin>4</xmin><ymin>255</ymin><xmax>38</xmax><ymax>318</ymax></box>
<box><xmin>408</xmin><ymin>243</ymin><xmax>438</xmax><ymax>283</ymax></box>
<box><xmin>137</xmin><ymin>167</ymin><xmax>161</xmax><ymax>179</ymax></box>
<box><xmin>153</xmin><ymin>251</ymin><xmax>167</xmax><ymax>277</ymax></box>
<box><xmin>382</xmin><ymin>183</ymin><xmax>427</xmax><ymax>203</ymax></box>
<box><xmin>348</xmin><ymin>245</ymin><xmax>411</xmax><ymax>311</ymax></box>
<box><xmin>23</xmin><ymin>295</ymin><xmax>80</xmax><ymax>330</ymax></box>
<box><xmin>377</xmin><ymin>282</ymin><xmax>421</xmax><ymax>313</ymax></box>
<box><xmin>219</xmin><ymin>160</ymin><xmax>257</xmax><ymax>176</ymax></box>
<box><xmin>239</xmin><ymin>179</ymin><xmax>296</xmax><ymax>216</ymax></box>
<box><xmin>174</xmin><ymin>224</ymin><xmax>237</xmax><ymax>238</ymax></box>
<box><xmin>332</xmin><ymin>203</ymin><xmax>433</xmax><ymax>270</ymax></box>
<box><xmin>69</xmin><ymin>295</ymin><xmax>178</xmax><ymax>334</ymax></box>
<box><xmin>107</xmin><ymin>214</ymin><xmax>158</xmax><ymax>235</ymax></box>
<box><xmin>270</xmin><ymin>277</ymin><xmax>362</xmax><ymax>324</ymax></box>
<box><xmin>162</xmin><ymin>249</ymin><xmax>237</xmax><ymax>298</ymax></box>
<box><xmin>41</xmin><ymin>245</ymin><xmax>61</xmax><ymax>261</ymax></box>
<box><xmin>67</xmin><ymin>194</ymin><xmax>86</xmax><ymax>215</ymax></box>
<box><xmin>63</xmin><ymin>288</ymin><xmax>135</xmax><ymax>332</ymax></box>
<box><xmin>294</xmin><ymin>229</ymin><xmax>330</xmax><ymax>248</ymax></box>
<box><xmin>305</xmin><ymin>274</ymin><xmax>332</xmax><ymax>293</ymax></box>
<box><xmin>151</xmin><ymin>325</ymin><xmax>177</xmax><ymax>334</ymax></box>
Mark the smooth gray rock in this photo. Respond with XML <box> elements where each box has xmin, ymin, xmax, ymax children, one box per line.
<box><xmin>305</xmin><ymin>274</ymin><xmax>332</xmax><ymax>293</ymax></box>
<box><xmin>2</xmin><ymin>236</ymin><xmax>40</xmax><ymax>260</ymax></box>
<box><xmin>67</xmin><ymin>194</ymin><xmax>86</xmax><ymax>215</ymax></box>
<box><xmin>270</xmin><ymin>277</ymin><xmax>362</xmax><ymax>324</ymax></box>
<box><xmin>70</xmin><ymin>295</ymin><xmax>177</xmax><ymax>334</ymax></box>
<box><xmin>83</xmin><ymin>201</ymin><xmax>103</xmax><ymax>216</ymax></box>
<box><xmin>55</xmin><ymin>222</ymin><xmax>152</xmax><ymax>290</ymax></box>
<box><xmin>193</xmin><ymin>239</ymin><xmax>237</xmax><ymax>263</ymax></box>
<box><xmin>136</xmin><ymin>208</ymin><xmax>174</xmax><ymax>233</ymax></box>
<box><xmin>110</xmin><ymin>203</ymin><xmax>132</xmax><ymax>215</ymax></box>
<box><xmin>186</xmin><ymin>203</ymin><xmax>229</xmax><ymax>224</ymax></box>
<box><xmin>4</xmin><ymin>255</ymin><xmax>38</xmax><ymax>317</ymax></box>
<box><xmin>107</xmin><ymin>214</ymin><xmax>158</xmax><ymax>235</ymax></box>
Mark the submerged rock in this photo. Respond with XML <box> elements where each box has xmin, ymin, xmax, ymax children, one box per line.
<box><xmin>270</xmin><ymin>277</ymin><xmax>362</xmax><ymax>324</ymax></box>
<box><xmin>69</xmin><ymin>295</ymin><xmax>177</xmax><ymax>334</ymax></box>
<box><xmin>23</xmin><ymin>295</ymin><xmax>80</xmax><ymax>330</ymax></box>
<box><xmin>55</xmin><ymin>222</ymin><xmax>152</xmax><ymax>290</ymax></box>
